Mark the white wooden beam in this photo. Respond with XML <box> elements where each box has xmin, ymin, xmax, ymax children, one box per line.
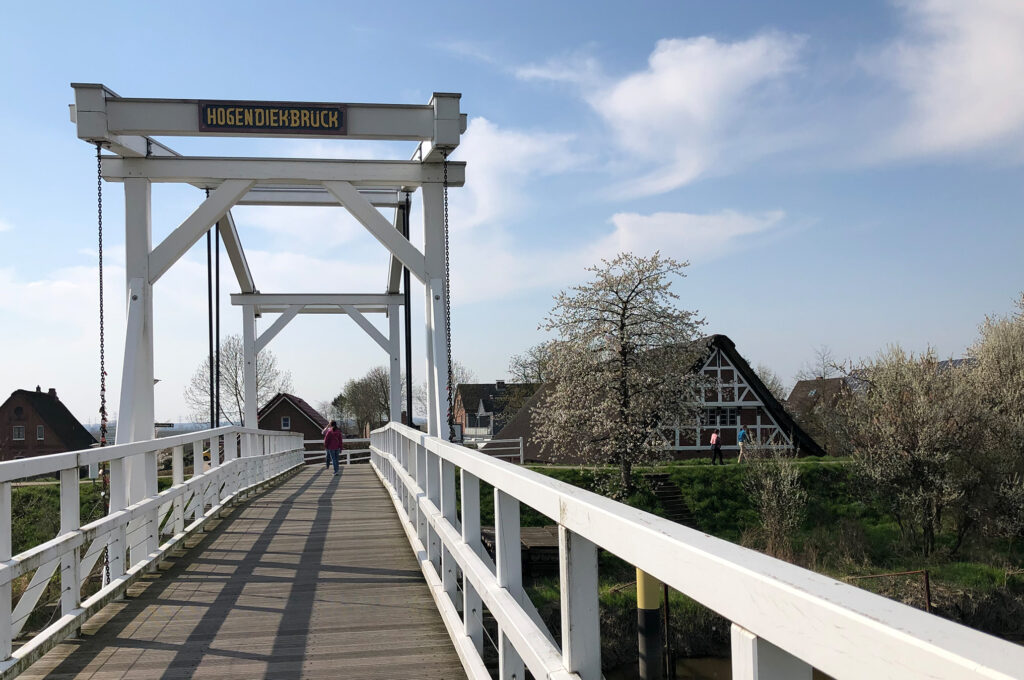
<box><xmin>231</xmin><ymin>293</ymin><xmax>405</xmax><ymax>307</ymax></box>
<box><xmin>256</xmin><ymin>305</ymin><xmax>302</xmax><ymax>353</ymax></box>
<box><xmin>100</xmin><ymin>156</ymin><xmax>465</xmax><ymax>187</ymax></box>
<box><xmin>242</xmin><ymin>305</ymin><xmax>258</xmax><ymax>428</ymax></box>
<box><xmin>559</xmin><ymin>526</ymin><xmax>600</xmax><ymax>680</ymax></box>
<box><xmin>388</xmin><ymin>304</ymin><xmax>401</xmax><ymax>422</ymax></box>
<box><xmin>340</xmin><ymin>304</ymin><xmax>390</xmax><ymax>352</ymax></box>
<box><xmin>71</xmin><ymin>84</ymin><xmax>181</xmax><ymax>158</ymax></box>
<box><xmin>217</xmin><ymin>211</ymin><xmax>255</xmax><ymax>294</ymax></box>
<box><xmin>731</xmin><ymin>624</ymin><xmax>813</xmax><ymax>680</ymax></box>
<box><xmin>236</xmin><ymin>186</ymin><xmax>401</xmax><ymax>207</ymax></box>
<box><xmin>386</xmin><ymin>199</ymin><xmax>409</xmax><ymax>294</ymax></box>
<box><xmin>104</xmin><ymin>97</ymin><xmax>438</xmax><ymax>140</ymax></box>
<box><xmin>323</xmin><ymin>180</ymin><xmax>428</xmax><ymax>284</ymax></box>
<box><xmin>148</xmin><ymin>179</ymin><xmax>254</xmax><ymax>284</ymax></box>
<box><xmin>255</xmin><ymin>305</ymin><xmax>389</xmax><ymax>315</ymax></box>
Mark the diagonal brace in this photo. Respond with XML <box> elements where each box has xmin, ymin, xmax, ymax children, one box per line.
<box><xmin>149</xmin><ymin>179</ymin><xmax>254</xmax><ymax>284</ymax></box>
<box><xmin>340</xmin><ymin>304</ymin><xmax>390</xmax><ymax>352</ymax></box>
<box><xmin>323</xmin><ymin>180</ymin><xmax>427</xmax><ymax>284</ymax></box>
<box><xmin>256</xmin><ymin>305</ymin><xmax>302</xmax><ymax>353</ymax></box>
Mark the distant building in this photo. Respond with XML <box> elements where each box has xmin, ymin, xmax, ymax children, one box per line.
<box><xmin>453</xmin><ymin>381</ymin><xmax>540</xmax><ymax>440</ymax></box>
<box><xmin>492</xmin><ymin>335</ymin><xmax>824</xmax><ymax>463</ymax></box>
<box><xmin>0</xmin><ymin>387</ymin><xmax>96</xmax><ymax>461</ymax></box>
<box><xmin>786</xmin><ymin>377</ymin><xmax>853</xmax><ymax>421</ymax></box>
<box><xmin>257</xmin><ymin>393</ymin><xmax>329</xmax><ymax>451</ymax></box>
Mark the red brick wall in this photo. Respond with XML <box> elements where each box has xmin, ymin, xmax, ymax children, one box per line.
<box><xmin>258</xmin><ymin>400</ymin><xmax>324</xmax><ymax>451</ymax></box>
<box><xmin>0</xmin><ymin>394</ymin><xmax>73</xmax><ymax>461</ymax></box>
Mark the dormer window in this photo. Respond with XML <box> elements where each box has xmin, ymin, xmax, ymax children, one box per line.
<box><xmin>281</xmin><ymin>416</ymin><xmax>291</xmax><ymax>430</ymax></box>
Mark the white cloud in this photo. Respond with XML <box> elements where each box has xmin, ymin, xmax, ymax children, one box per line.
<box><xmin>0</xmin><ymin>218</ymin><xmax>12</xmax><ymax>232</ymax></box>
<box><xmin>515</xmin><ymin>50</ymin><xmax>603</xmax><ymax>87</ymax></box>
<box><xmin>593</xmin><ymin>34</ymin><xmax>803</xmax><ymax>196</ymax></box>
<box><xmin>873</xmin><ymin>0</ymin><xmax>1024</xmax><ymax>158</ymax></box>
<box><xmin>450</xmin><ymin>117</ymin><xmax>584</xmax><ymax>231</ymax></box>
<box><xmin>597</xmin><ymin>210</ymin><xmax>785</xmax><ymax>261</ymax></box>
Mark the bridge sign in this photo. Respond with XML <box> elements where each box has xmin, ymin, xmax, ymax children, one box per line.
<box><xmin>198</xmin><ymin>100</ymin><xmax>347</xmax><ymax>135</ymax></box>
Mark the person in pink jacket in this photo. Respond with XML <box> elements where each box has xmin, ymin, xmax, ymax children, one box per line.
<box><xmin>323</xmin><ymin>420</ymin><xmax>344</xmax><ymax>475</ymax></box>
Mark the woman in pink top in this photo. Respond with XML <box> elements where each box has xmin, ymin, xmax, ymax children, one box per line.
<box><xmin>323</xmin><ymin>420</ymin><xmax>344</xmax><ymax>475</ymax></box>
<box><xmin>710</xmin><ymin>428</ymin><xmax>723</xmax><ymax>466</ymax></box>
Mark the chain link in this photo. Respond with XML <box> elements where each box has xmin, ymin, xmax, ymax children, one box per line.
<box><xmin>443</xmin><ymin>153</ymin><xmax>455</xmax><ymax>442</ymax></box>
<box><xmin>96</xmin><ymin>143</ymin><xmax>111</xmax><ymax>587</ymax></box>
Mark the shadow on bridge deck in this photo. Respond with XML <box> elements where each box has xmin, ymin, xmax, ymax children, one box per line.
<box><xmin>22</xmin><ymin>466</ymin><xmax>467</xmax><ymax>679</ymax></box>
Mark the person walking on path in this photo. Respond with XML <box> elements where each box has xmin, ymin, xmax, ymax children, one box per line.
<box><xmin>323</xmin><ymin>420</ymin><xmax>344</xmax><ymax>475</ymax></box>
<box><xmin>737</xmin><ymin>425</ymin><xmax>748</xmax><ymax>463</ymax></box>
<box><xmin>710</xmin><ymin>428</ymin><xmax>724</xmax><ymax>465</ymax></box>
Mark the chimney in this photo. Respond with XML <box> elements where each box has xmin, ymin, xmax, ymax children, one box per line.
<box><xmin>48</xmin><ymin>388</ymin><xmax>57</xmax><ymax>398</ymax></box>
<box><xmin>36</xmin><ymin>385</ymin><xmax>41</xmax><ymax>392</ymax></box>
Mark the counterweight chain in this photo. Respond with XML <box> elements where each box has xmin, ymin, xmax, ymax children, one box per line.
<box><xmin>443</xmin><ymin>153</ymin><xmax>455</xmax><ymax>442</ymax></box>
<box><xmin>96</xmin><ymin>143</ymin><xmax>110</xmax><ymax>587</ymax></box>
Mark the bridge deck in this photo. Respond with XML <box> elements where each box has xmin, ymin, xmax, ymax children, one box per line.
<box><xmin>22</xmin><ymin>466</ymin><xmax>467</xmax><ymax>679</ymax></box>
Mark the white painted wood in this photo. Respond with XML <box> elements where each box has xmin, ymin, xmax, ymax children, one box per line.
<box><xmin>371</xmin><ymin>422</ymin><xmax>1024</xmax><ymax>680</ymax></box>
<box><xmin>339</xmin><ymin>304</ymin><xmax>390</xmax><ymax>351</ymax></box>
<box><xmin>59</xmin><ymin>468</ymin><xmax>81</xmax><ymax>617</ymax></box>
<box><xmin>237</xmin><ymin>186</ymin><xmax>401</xmax><ymax>207</ymax></box>
<box><xmin>323</xmin><ymin>180</ymin><xmax>429</xmax><ymax>283</ymax></box>
<box><xmin>232</xmin><ymin>292</ymin><xmax>405</xmax><ymax>307</ymax></box>
<box><xmin>242</xmin><ymin>305</ymin><xmax>258</xmax><ymax>428</ymax></box>
<box><xmin>216</xmin><ymin>211</ymin><xmax>255</xmax><ymax>294</ymax></box>
<box><xmin>388</xmin><ymin>304</ymin><xmax>402</xmax><ymax>423</ymax></box>
<box><xmin>426</xmin><ymin>451</ymin><xmax>441</xmax><ymax>574</ymax></box>
<box><xmin>460</xmin><ymin>470</ymin><xmax>484</xmax><ymax>653</ymax></box>
<box><xmin>495</xmin><ymin>489</ymin><xmax>525</xmax><ymax>680</ymax></box>
<box><xmin>148</xmin><ymin>179</ymin><xmax>253</xmax><ymax>283</ymax></box>
<box><xmin>423</xmin><ymin>283</ymin><xmax>438</xmax><ymax>437</ymax></box>
<box><xmin>440</xmin><ymin>460</ymin><xmax>458</xmax><ymax>602</ymax></box>
<box><xmin>102</xmin><ymin>97</ymin><xmax>438</xmax><ymax>140</ymax></box>
<box><xmin>10</xmin><ymin>559</ymin><xmax>58</xmax><ymax>637</ymax></box>
<box><xmin>0</xmin><ymin>483</ymin><xmax>10</xmax><ymax>658</ymax></box>
<box><xmin>255</xmin><ymin>305</ymin><xmax>302</xmax><ymax>353</ymax></box>
<box><xmin>731</xmin><ymin>624</ymin><xmax>812</xmax><ymax>680</ymax></box>
<box><xmin>101</xmin><ymin>156</ymin><xmax>466</xmax><ymax>187</ymax></box>
<box><xmin>172</xmin><ymin>445</ymin><xmax>185</xmax><ymax>535</ymax></box>
<box><xmin>559</xmin><ymin>526</ymin><xmax>600</xmax><ymax>680</ymax></box>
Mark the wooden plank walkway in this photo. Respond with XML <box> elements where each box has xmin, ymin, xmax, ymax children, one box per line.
<box><xmin>21</xmin><ymin>466</ymin><xmax>467</xmax><ymax>679</ymax></box>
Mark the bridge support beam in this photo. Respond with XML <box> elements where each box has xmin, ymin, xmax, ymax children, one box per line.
<box><xmin>242</xmin><ymin>304</ymin><xmax>258</xmax><ymax>428</ymax></box>
<box><xmin>116</xmin><ymin>178</ymin><xmax>158</xmax><ymax>567</ymax></box>
<box><xmin>422</xmin><ymin>181</ymin><xmax>449</xmax><ymax>438</ymax></box>
<box><xmin>388</xmin><ymin>304</ymin><xmax>402</xmax><ymax>423</ymax></box>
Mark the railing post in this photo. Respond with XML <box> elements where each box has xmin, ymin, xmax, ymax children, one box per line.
<box><xmin>416</xmin><ymin>443</ymin><xmax>428</xmax><ymax>550</ymax></box>
<box><xmin>519</xmin><ymin>437</ymin><xmax>524</xmax><ymax>465</ymax></box>
<box><xmin>730</xmin><ymin>624</ymin><xmax>812</xmax><ymax>680</ymax></box>
<box><xmin>495</xmin><ymin>489</ymin><xmax>525</xmax><ymax>680</ymax></box>
<box><xmin>107</xmin><ymin>457</ymin><xmax>126</xmax><ymax>582</ymax></box>
<box><xmin>460</xmin><ymin>470</ymin><xmax>484</xmax><ymax>654</ymax></box>
<box><xmin>637</xmin><ymin>569</ymin><xmax>663</xmax><ymax>680</ymax></box>
<box><xmin>1</xmin><ymin>481</ymin><xmax>12</xmax><ymax>659</ymax></box>
<box><xmin>426</xmin><ymin>449</ymin><xmax>441</xmax><ymax>575</ymax></box>
<box><xmin>440</xmin><ymin>459</ymin><xmax>457</xmax><ymax>603</ymax></box>
<box><xmin>59</xmin><ymin>467</ymin><xmax>81</xmax><ymax>618</ymax></box>
<box><xmin>560</xmin><ymin>526</ymin><xmax>600</xmax><ymax>680</ymax></box>
<box><xmin>172</xmin><ymin>445</ymin><xmax>185</xmax><ymax>535</ymax></box>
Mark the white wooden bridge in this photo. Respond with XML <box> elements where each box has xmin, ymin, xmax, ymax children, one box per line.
<box><xmin>2</xmin><ymin>84</ymin><xmax>1023</xmax><ymax>679</ymax></box>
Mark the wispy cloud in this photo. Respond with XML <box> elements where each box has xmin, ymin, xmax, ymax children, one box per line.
<box><xmin>869</xmin><ymin>0</ymin><xmax>1024</xmax><ymax>159</ymax></box>
<box><xmin>0</xmin><ymin>218</ymin><xmax>13</xmax><ymax>233</ymax></box>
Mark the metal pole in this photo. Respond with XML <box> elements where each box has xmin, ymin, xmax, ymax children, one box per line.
<box><xmin>636</xmin><ymin>569</ymin><xmax>663</xmax><ymax>680</ymax></box>
<box><xmin>402</xmin><ymin>194</ymin><xmax>414</xmax><ymax>427</ymax></box>
<box><xmin>206</xmin><ymin>229</ymin><xmax>214</xmax><ymax>429</ymax></box>
<box><xmin>215</xmin><ymin>223</ymin><xmax>221</xmax><ymax>428</ymax></box>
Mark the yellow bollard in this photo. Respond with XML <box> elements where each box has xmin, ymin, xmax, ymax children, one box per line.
<box><xmin>636</xmin><ymin>568</ymin><xmax>663</xmax><ymax>679</ymax></box>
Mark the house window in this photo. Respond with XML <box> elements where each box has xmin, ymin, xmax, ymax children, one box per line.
<box><xmin>13</xmin><ymin>406</ymin><xmax>24</xmax><ymax>419</ymax></box>
<box><xmin>36</xmin><ymin>425</ymin><xmax>44</xmax><ymax>441</ymax></box>
<box><xmin>281</xmin><ymin>417</ymin><xmax>291</xmax><ymax>430</ymax></box>
<box><xmin>12</xmin><ymin>426</ymin><xmax>25</xmax><ymax>441</ymax></box>
<box><xmin>700</xmin><ymin>407</ymin><xmax>738</xmax><ymax>427</ymax></box>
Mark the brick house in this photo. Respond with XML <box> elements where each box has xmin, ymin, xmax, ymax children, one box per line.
<box><xmin>453</xmin><ymin>381</ymin><xmax>540</xmax><ymax>440</ymax></box>
<box><xmin>0</xmin><ymin>387</ymin><xmax>96</xmax><ymax>461</ymax></box>
<box><xmin>257</xmin><ymin>393</ymin><xmax>330</xmax><ymax>451</ymax></box>
<box><xmin>493</xmin><ymin>335</ymin><xmax>824</xmax><ymax>463</ymax></box>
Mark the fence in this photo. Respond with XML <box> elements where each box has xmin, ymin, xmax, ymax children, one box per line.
<box><xmin>475</xmin><ymin>438</ymin><xmax>524</xmax><ymax>464</ymax></box>
<box><xmin>302</xmin><ymin>438</ymin><xmax>371</xmax><ymax>466</ymax></box>
<box><xmin>369</xmin><ymin>422</ymin><xmax>1024</xmax><ymax>680</ymax></box>
<box><xmin>0</xmin><ymin>427</ymin><xmax>304</xmax><ymax>679</ymax></box>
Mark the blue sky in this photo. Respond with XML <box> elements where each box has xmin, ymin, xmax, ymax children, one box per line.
<box><xmin>1</xmin><ymin>1</ymin><xmax>1022</xmax><ymax>425</ymax></box>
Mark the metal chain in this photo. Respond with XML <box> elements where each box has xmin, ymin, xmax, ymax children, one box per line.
<box><xmin>96</xmin><ymin>143</ymin><xmax>110</xmax><ymax>587</ymax></box>
<box><xmin>442</xmin><ymin>152</ymin><xmax>455</xmax><ymax>442</ymax></box>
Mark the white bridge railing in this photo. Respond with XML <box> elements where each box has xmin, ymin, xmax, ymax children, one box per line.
<box><xmin>302</xmin><ymin>438</ymin><xmax>371</xmax><ymax>465</ymax></box>
<box><xmin>0</xmin><ymin>426</ymin><xmax>304</xmax><ymax>679</ymax></box>
<box><xmin>370</xmin><ymin>422</ymin><xmax>1024</xmax><ymax>680</ymax></box>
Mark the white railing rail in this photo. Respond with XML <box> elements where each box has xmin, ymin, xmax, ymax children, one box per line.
<box><xmin>302</xmin><ymin>438</ymin><xmax>371</xmax><ymax>465</ymax></box>
<box><xmin>370</xmin><ymin>422</ymin><xmax>1024</xmax><ymax>680</ymax></box>
<box><xmin>0</xmin><ymin>426</ymin><xmax>304</xmax><ymax>679</ymax></box>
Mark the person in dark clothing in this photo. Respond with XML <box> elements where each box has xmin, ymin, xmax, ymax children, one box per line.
<box><xmin>710</xmin><ymin>428</ymin><xmax>724</xmax><ymax>465</ymax></box>
<box><xmin>323</xmin><ymin>420</ymin><xmax>344</xmax><ymax>475</ymax></box>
